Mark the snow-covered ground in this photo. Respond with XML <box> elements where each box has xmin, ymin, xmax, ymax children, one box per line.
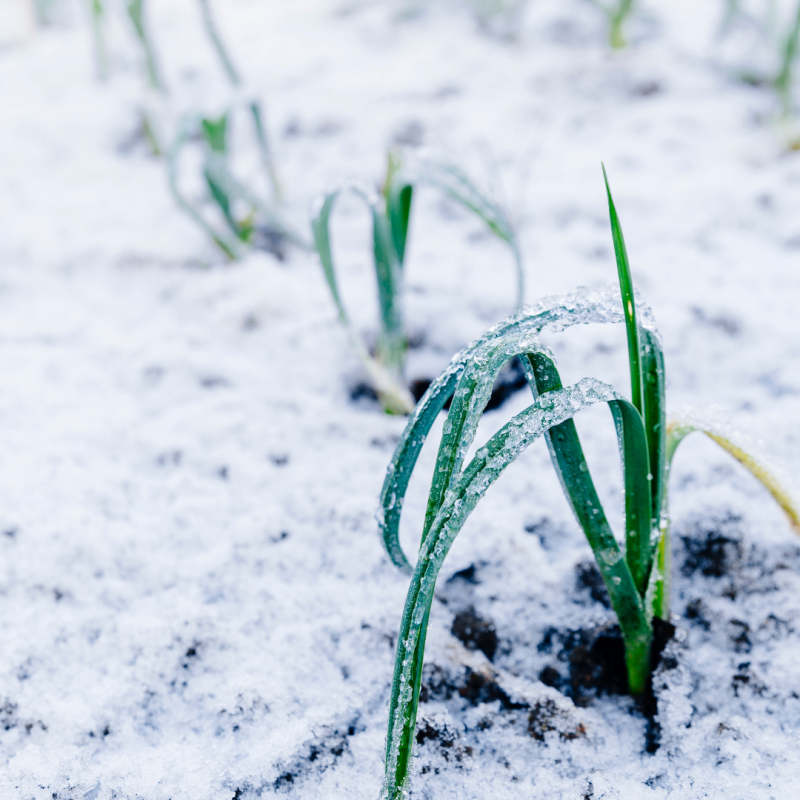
<box><xmin>2</xmin><ymin>1</ymin><xmax>800</xmax><ymax>798</ymax></box>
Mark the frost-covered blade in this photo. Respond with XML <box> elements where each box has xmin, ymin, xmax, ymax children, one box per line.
<box><xmin>403</xmin><ymin>158</ymin><xmax>524</xmax><ymax>307</ymax></box>
<box><xmin>310</xmin><ymin>187</ymin><xmax>414</xmax><ymax>415</ymax></box>
<box><xmin>378</xmin><ymin>285</ymin><xmax>660</xmax><ymax>571</ymax></box>
<box><xmin>382</xmin><ymin>378</ymin><xmax>651</xmax><ymax>800</ymax></box>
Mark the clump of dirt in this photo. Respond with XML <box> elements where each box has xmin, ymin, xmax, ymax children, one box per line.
<box><xmin>681</xmin><ymin>515</ymin><xmax>743</xmax><ymax>578</ymax></box>
<box><xmin>419</xmin><ymin>662</ymin><xmax>524</xmax><ymax>709</ymax></box>
<box><xmin>451</xmin><ymin>606</ymin><xmax>498</xmax><ymax>661</ymax></box>
<box><xmin>537</xmin><ymin>623</ymin><xmax>628</xmax><ymax>703</ymax></box>
<box><xmin>418</xmin><ymin>662</ymin><xmax>586</xmax><ymax>746</ymax></box>
<box><xmin>574</xmin><ymin>561</ymin><xmax>611</xmax><ymax>608</ymax></box>
<box><xmin>273</xmin><ymin>718</ymin><xmax>360</xmax><ymax>793</ymax></box>
<box><xmin>527</xmin><ymin>699</ymin><xmax>586</xmax><ymax>742</ymax></box>
<box><xmin>415</xmin><ymin>712</ymin><xmax>474</xmax><ymax>775</ymax></box>
<box><xmin>537</xmin><ymin>618</ymin><xmax>675</xmax><ymax>751</ymax></box>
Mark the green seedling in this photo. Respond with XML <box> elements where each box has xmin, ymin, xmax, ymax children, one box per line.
<box><xmin>589</xmin><ymin>0</ymin><xmax>636</xmax><ymax>49</ymax></box>
<box><xmin>311</xmin><ymin>151</ymin><xmax>524</xmax><ymax>415</ymax></box>
<box><xmin>722</xmin><ymin>0</ymin><xmax>800</xmax><ymax>118</ymax></box>
<box><xmin>376</xmin><ymin>169</ymin><xmax>800</xmax><ymax>799</ymax></box>
<box><xmin>89</xmin><ymin>0</ymin><xmax>107</xmax><ymax>81</ymax></box>
<box><xmin>467</xmin><ymin>0</ymin><xmax>529</xmax><ymax>41</ymax></box>
<box><xmin>197</xmin><ymin>0</ymin><xmax>282</xmax><ymax>202</ymax></box>
<box><xmin>126</xmin><ymin>0</ymin><xmax>163</xmax><ymax>92</ymax></box>
<box><xmin>169</xmin><ymin>112</ymin><xmax>307</xmax><ymax>260</ymax></box>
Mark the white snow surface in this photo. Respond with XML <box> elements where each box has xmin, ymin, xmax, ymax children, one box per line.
<box><xmin>2</xmin><ymin>1</ymin><xmax>800</xmax><ymax>798</ymax></box>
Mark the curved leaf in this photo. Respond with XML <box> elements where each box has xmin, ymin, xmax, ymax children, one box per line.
<box><xmin>403</xmin><ymin>159</ymin><xmax>524</xmax><ymax>308</ymax></box>
<box><xmin>310</xmin><ymin>187</ymin><xmax>414</xmax><ymax>414</ymax></box>
<box><xmin>382</xmin><ymin>378</ymin><xmax>651</xmax><ymax>800</ymax></box>
<box><xmin>602</xmin><ymin>165</ymin><xmax>643</xmax><ymax>417</ymax></box>
<box><xmin>667</xmin><ymin>415</ymin><xmax>800</xmax><ymax>535</ymax></box>
<box><xmin>167</xmin><ymin>117</ymin><xmax>240</xmax><ymax>260</ymax></box>
<box><xmin>378</xmin><ymin>285</ymin><xmax>659</xmax><ymax>570</ymax></box>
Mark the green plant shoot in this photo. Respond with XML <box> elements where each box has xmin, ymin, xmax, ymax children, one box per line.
<box><xmin>376</xmin><ymin>170</ymin><xmax>800</xmax><ymax>800</ymax></box>
<box><xmin>126</xmin><ymin>0</ymin><xmax>163</xmax><ymax>92</ymax></box>
<box><xmin>168</xmin><ymin>112</ymin><xmax>308</xmax><ymax>260</ymax></box>
<box><xmin>311</xmin><ymin>151</ymin><xmax>524</xmax><ymax>415</ymax></box>
<box><xmin>589</xmin><ymin>0</ymin><xmax>636</xmax><ymax>49</ymax></box>
<box><xmin>196</xmin><ymin>0</ymin><xmax>282</xmax><ymax>201</ymax></box>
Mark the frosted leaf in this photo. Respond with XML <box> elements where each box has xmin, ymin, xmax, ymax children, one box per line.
<box><xmin>383</xmin><ymin>378</ymin><xmax>620</xmax><ymax>799</ymax></box>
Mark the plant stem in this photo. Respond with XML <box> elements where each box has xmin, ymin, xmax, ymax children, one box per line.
<box><xmin>90</xmin><ymin>0</ymin><xmax>107</xmax><ymax>81</ymax></box>
<box><xmin>609</xmin><ymin>0</ymin><xmax>634</xmax><ymax>49</ymax></box>
<box><xmin>127</xmin><ymin>0</ymin><xmax>163</xmax><ymax>92</ymax></box>
<box><xmin>248</xmin><ymin>100</ymin><xmax>282</xmax><ymax>203</ymax></box>
<box><xmin>168</xmin><ymin>119</ymin><xmax>239</xmax><ymax>259</ymax></box>
<box><xmin>197</xmin><ymin>0</ymin><xmax>240</xmax><ymax>85</ymax></box>
<box><xmin>775</xmin><ymin>1</ymin><xmax>800</xmax><ymax>117</ymax></box>
<box><xmin>197</xmin><ymin>0</ymin><xmax>282</xmax><ymax>202</ymax></box>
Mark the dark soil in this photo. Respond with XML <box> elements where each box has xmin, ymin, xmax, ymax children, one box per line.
<box><xmin>410</xmin><ymin>355</ymin><xmax>528</xmax><ymax>410</ymax></box>
<box><xmin>451</xmin><ymin>606</ymin><xmax>498</xmax><ymax>661</ymax></box>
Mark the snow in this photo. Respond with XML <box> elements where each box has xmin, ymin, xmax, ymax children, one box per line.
<box><xmin>1</xmin><ymin>1</ymin><xmax>800</xmax><ymax>798</ymax></box>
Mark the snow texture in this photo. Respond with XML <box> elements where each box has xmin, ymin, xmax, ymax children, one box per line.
<box><xmin>1</xmin><ymin>1</ymin><xmax>800</xmax><ymax>799</ymax></box>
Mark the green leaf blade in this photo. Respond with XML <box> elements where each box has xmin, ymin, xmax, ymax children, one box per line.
<box><xmin>602</xmin><ymin>166</ymin><xmax>644</xmax><ymax>417</ymax></box>
<box><xmin>382</xmin><ymin>377</ymin><xmax>651</xmax><ymax>800</ymax></box>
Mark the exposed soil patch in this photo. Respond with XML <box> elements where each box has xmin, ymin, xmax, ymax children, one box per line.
<box><xmin>410</xmin><ymin>355</ymin><xmax>528</xmax><ymax>409</ymax></box>
<box><xmin>451</xmin><ymin>606</ymin><xmax>498</xmax><ymax>661</ymax></box>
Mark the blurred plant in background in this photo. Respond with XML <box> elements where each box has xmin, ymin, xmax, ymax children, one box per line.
<box><xmin>719</xmin><ymin>0</ymin><xmax>800</xmax><ymax>136</ymax></box>
<box><xmin>311</xmin><ymin>151</ymin><xmax>524</xmax><ymax>414</ymax></box>
<box><xmin>588</xmin><ymin>0</ymin><xmax>636</xmax><ymax>49</ymax></box>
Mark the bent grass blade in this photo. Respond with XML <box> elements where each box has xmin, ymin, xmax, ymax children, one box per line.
<box><xmin>667</xmin><ymin>415</ymin><xmax>800</xmax><ymax>535</ymax></box>
<box><xmin>412</xmin><ymin>159</ymin><xmax>524</xmax><ymax>308</ymax></box>
<box><xmin>197</xmin><ymin>0</ymin><xmax>282</xmax><ymax>201</ymax></box>
<box><xmin>126</xmin><ymin>0</ymin><xmax>163</xmax><ymax>91</ymax></box>
<box><xmin>378</xmin><ymin>285</ymin><xmax>661</xmax><ymax>572</ymax></box>
<box><xmin>311</xmin><ymin>188</ymin><xmax>415</xmax><ymax>415</ymax></box>
<box><xmin>168</xmin><ymin>118</ymin><xmax>240</xmax><ymax>260</ymax></box>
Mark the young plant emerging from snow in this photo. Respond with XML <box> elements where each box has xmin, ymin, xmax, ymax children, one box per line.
<box><xmin>588</xmin><ymin>0</ymin><xmax>636</xmax><ymax>49</ymax></box>
<box><xmin>168</xmin><ymin>112</ymin><xmax>307</xmax><ymax>261</ymax></box>
<box><xmin>166</xmin><ymin>1</ymin><xmax>299</xmax><ymax>258</ymax></box>
<box><xmin>376</xmin><ymin>168</ymin><xmax>800</xmax><ymax>800</ymax></box>
<box><xmin>721</xmin><ymin>0</ymin><xmax>800</xmax><ymax>120</ymax></box>
<box><xmin>197</xmin><ymin>0</ymin><xmax>282</xmax><ymax>203</ymax></box>
<box><xmin>126</xmin><ymin>0</ymin><xmax>162</xmax><ymax>92</ymax></box>
<box><xmin>311</xmin><ymin>151</ymin><xmax>523</xmax><ymax>415</ymax></box>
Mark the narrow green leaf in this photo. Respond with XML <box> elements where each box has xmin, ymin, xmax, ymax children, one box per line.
<box><xmin>310</xmin><ymin>191</ymin><xmax>348</xmax><ymax>324</ymax></box>
<box><xmin>641</xmin><ymin>329</ymin><xmax>666</xmax><ymax>524</ymax></box>
<box><xmin>201</xmin><ymin>114</ymin><xmax>229</xmax><ymax>154</ymax></box>
<box><xmin>602</xmin><ymin>165</ymin><xmax>644</xmax><ymax>418</ymax></box>
<box><xmin>248</xmin><ymin>100</ymin><xmax>282</xmax><ymax>203</ymax></box>
<box><xmin>371</xmin><ymin>209</ymin><xmax>405</xmax><ymax>379</ymax></box>
<box><xmin>775</xmin><ymin>2</ymin><xmax>800</xmax><ymax>115</ymax></box>
<box><xmin>384</xmin><ymin>151</ymin><xmax>414</xmax><ymax>266</ymax></box>
<box><xmin>310</xmin><ymin>188</ymin><xmax>414</xmax><ymax>414</ymax></box>
<box><xmin>126</xmin><ymin>0</ymin><xmax>163</xmax><ymax>91</ymax></box>
<box><xmin>378</xmin><ymin>286</ymin><xmax>662</xmax><ymax>571</ymax></box>
<box><xmin>378</xmin><ymin>367</ymin><xmax>462</xmax><ymax>572</ymax></box>
<box><xmin>523</xmin><ymin>351</ymin><xmax>652</xmax><ymax>681</ymax></box>
<box><xmin>412</xmin><ymin>160</ymin><xmax>524</xmax><ymax>308</ymax></box>
<box><xmin>608</xmin><ymin>399</ymin><xmax>652</xmax><ymax>595</ymax></box>
<box><xmin>609</xmin><ymin>0</ymin><xmax>634</xmax><ymax>49</ymax></box>
<box><xmin>640</xmin><ymin>328</ymin><xmax>667</xmax><ymax>615</ymax></box>
<box><xmin>167</xmin><ymin>118</ymin><xmax>239</xmax><ymax>259</ymax></box>
<box><xmin>197</xmin><ymin>0</ymin><xmax>241</xmax><ymax>86</ymax></box>
<box><xmin>421</xmin><ymin>327</ymin><xmax>552</xmax><ymax>543</ymax></box>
